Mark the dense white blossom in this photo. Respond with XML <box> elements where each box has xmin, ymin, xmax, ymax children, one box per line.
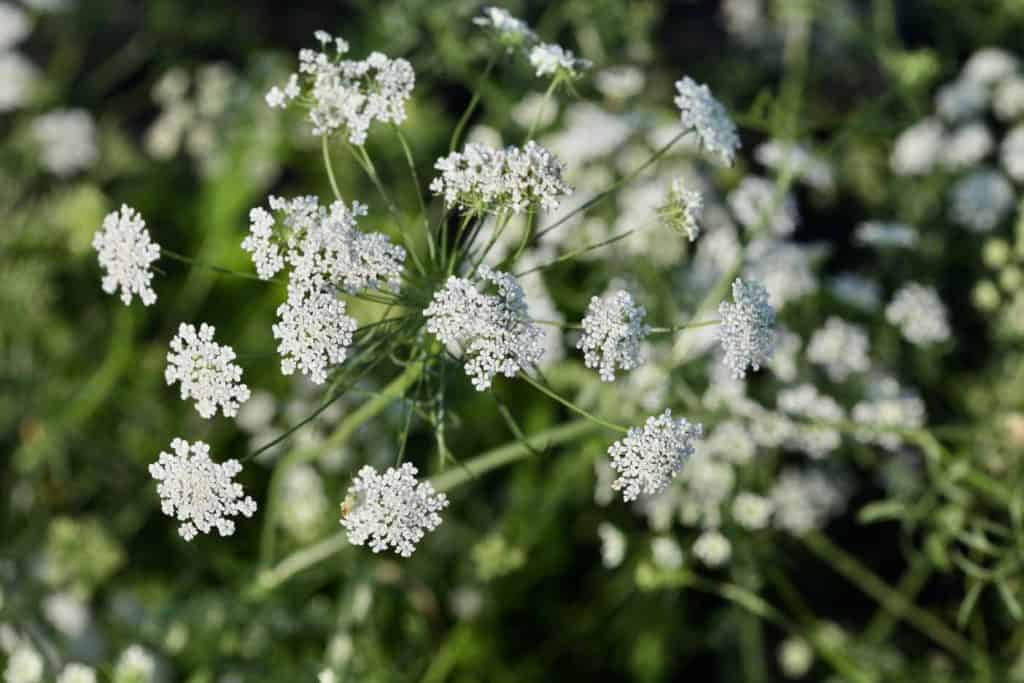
<box><xmin>31</xmin><ymin>109</ymin><xmax>98</xmax><ymax>176</ymax></box>
<box><xmin>754</xmin><ymin>140</ymin><xmax>834</xmax><ymax>191</ymax></box>
<box><xmin>886</xmin><ymin>283</ymin><xmax>951</xmax><ymax>346</ymax></box>
<box><xmin>424</xmin><ymin>266</ymin><xmax>545</xmax><ymax>390</ymax></box>
<box><xmin>607</xmin><ymin>410</ymin><xmax>703</xmax><ymax>501</ymax></box>
<box><xmin>266</xmin><ymin>31</ymin><xmax>414</xmax><ymax>144</ymax></box>
<box><xmin>0</xmin><ymin>2</ymin><xmax>30</xmax><ymax>50</ymax></box>
<box><xmin>770</xmin><ymin>468</ymin><xmax>844</xmax><ymax>534</ymax></box>
<box><xmin>806</xmin><ymin>317</ymin><xmax>871</xmax><ymax>381</ymax></box>
<box><xmin>727</xmin><ymin>175</ymin><xmax>799</xmax><ymax>236</ymax></box>
<box><xmin>693</xmin><ymin>529</ymin><xmax>731</xmax><ymax>568</ymax></box>
<box><xmin>659</xmin><ymin>178</ymin><xmax>703</xmax><ymax>241</ymax></box>
<box><xmin>92</xmin><ymin>205</ymin><xmax>161</xmax><ymax>306</ymax></box>
<box><xmin>941</xmin><ymin>121</ymin><xmax>993</xmax><ymax>169</ymax></box>
<box><xmin>165</xmin><ymin>322</ymin><xmax>251</xmax><ymax>418</ymax></box>
<box><xmin>273</xmin><ymin>283</ymin><xmax>357</xmax><ymax>385</ymax></box>
<box><xmin>244</xmin><ymin>195</ymin><xmax>406</xmax><ymax>293</ymax></box>
<box><xmin>1001</xmin><ymin>125</ymin><xmax>1024</xmax><ymax>182</ymax></box>
<box><xmin>890</xmin><ymin>117</ymin><xmax>944</xmax><ymax>175</ymax></box>
<box><xmin>341</xmin><ymin>463</ymin><xmax>448</xmax><ymax>557</ymax></box>
<box><xmin>949</xmin><ymin>168</ymin><xmax>1014</xmax><ymax>232</ymax></box>
<box><xmin>577</xmin><ymin>290</ymin><xmax>650</xmax><ymax>382</ymax></box>
<box><xmin>473</xmin><ymin>6</ymin><xmax>536</xmax><ymax>50</ymax></box>
<box><xmin>529</xmin><ymin>42</ymin><xmax>590</xmax><ymax>79</ymax></box>
<box><xmin>674</xmin><ymin>76</ymin><xmax>741</xmax><ymax>165</ymax></box>
<box><xmin>936</xmin><ymin>78</ymin><xmax>988</xmax><ymax>122</ymax></box>
<box><xmin>4</xmin><ymin>644</ymin><xmax>42</xmax><ymax>683</ymax></box>
<box><xmin>149</xmin><ymin>438</ymin><xmax>257</xmax><ymax>541</ymax></box>
<box><xmin>0</xmin><ymin>51</ymin><xmax>37</xmax><ymax>111</ymax></box>
<box><xmin>718</xmin><ymin>278</ymin><xmax>776</xmax><ymax>379</ymax></box>
<box><xmin>56</xmin><ymin>664</ymin><xmax>96</xmax><ymax>683</ymax></box>
<box><xmin>430</xmin><ymin>141</ymin><xmax>571</xmax><ymax>214</ymax></box>
<box><xmin>854</xmin><ymin>220</ymin><xmax>918</xmax><ymax>249</ymax></box>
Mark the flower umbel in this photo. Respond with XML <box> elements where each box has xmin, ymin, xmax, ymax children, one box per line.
<box><xmin>92</xmin><ymin>204</ymin><xmax>161</xmax><ymax>307</ymax></box>
<box><xmin>149</xmin><ymin>438</ymin><xmax>257</xmax><ymax>541</ymax></box>
<box><xmin>674</xmin><ymin>76</ymin><xmax>741</xmax><ymax>165</ymax></box>
<box><xmin>658</xmin><ymin>178</ymin><xmax>703</xmax><ymax>241</ymax></box>
<box><xmin>577</xmin><ymin>290</ymin><xmax>651</xmax><ymax>382</ymax></box>
<box><xmin>341</xmin><ymin>463</ymin><xmax>448</xmax><ymax>557</ymax></box>
<box><xmin>165</xmin><ymin>322</ymin><xmax>251</xmax><ymax>418</ymax></box>
<box><xmin>718</xmin><ymin>278</ymin><xmax>776</xmax><ymax>379</ymax></box>
<box><xmin>607</xmin><ymin>410</ymin><xmax>703</xmax><ymax>501</ymax></box>
<box><xmin>272</xmin><ymin>282</ymin><xmax>357</xmax><ymax>385</ymax></box>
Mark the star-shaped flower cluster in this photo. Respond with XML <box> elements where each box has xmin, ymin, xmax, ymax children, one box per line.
<box><xmin>92</xmin><ymin>204</ymin><xmax>161</xmax><ymax>306</ymax></box>
<box><xmin>577</xmin><ymin>290</ymin><xmax>651</xmax><ymax>382</ymax></box>
<box><xmin>165</xmin><ymin>322</ymin><xmax>251</xmax><ymax>418</ymax></box>
<box><xmin>674</xmin><ymin>76</ymin><xmax>741</xmax><ymax>166</ymax></box>
<box><xmin>273</xmin><ymin>282</ymin><xmax>357</xmax><ymax>385</ymax></box>
<box><xmin>607</xmin><ymin>410</ymin><xmax>703</xmax><ymax>501</ymax></box>
<box><xmin>718</xmin><ymin>278</ymin><xmax>776</xmax><ymax>379</ymax></box>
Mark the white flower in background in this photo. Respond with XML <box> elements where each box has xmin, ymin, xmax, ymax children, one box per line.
<box><xmin>778</xmin><ymin>637</ymin><xmax>814</xmax><ymax>679</ymax></box>
<box><xmin>806</xmin><ymin>317</ymin><xmax>870</xmax><ymax>381</ymax></box>
<box><xmin>745</xmin><ymin>239</ymin><xmax>823</xmax><ymax>310</ymax></box>
<box><xmin>659</xmin><ymin>178</ymin><xmax>703</xmax><ymax>241</ymax></box>
<box><xmin>718</xmin><ymin>278</ymin><xmax>776</xmax><ymax>379</ymax></box>
<box><xmin>607</xmin><ymin>410</ymin><xmax>703</xmax><ymax>501</ymax></box>
<box><xmin>341</xmin><ymin>463</ymin><xmax>448</xmax><ymax>557</ymax></box>
<box><xmin>962</xmin><ymin>47</ymin><xmax>1018</xmax><ymax>86</ymax></box>
<box><xmin>701</xmin><ymin>420</ymin><xmax>756</xmax><ymax>464</ymax></box>
<box><xmin>936</xmin><ymin>78</ymin><xmax>988</xmax><ymax>122</ymax></box>
<box><xmin>732</xmin><ymin>492</ymin><xmax>773</xmax><ymax>530</ymax></box>
<box><xmin>510</xmin><ymin>90</ymin><xmax>558</xmax><ymax>130</ymax></box>
<box><xmin>266</xmin><ymin>32</ymin><xmax>414</xmax><ymax>144</ymax></box>
<box><xmin>852</xmin><ymin>377</ymin><xmax>926</xmax><ymax>450</ymax></box>
<box><xmin>941</xmin><ymin>121</ymin><xmax>993</xmax><ymax>169</ymax></box>
<box><xmin>56</xmin><ymin>664</ymin><xmax>96</xmax><ymax>683</ymax></box>
<box><xmin>777</xmin><ymin>384</ymin><xmax>845</xmax><ymax>459</ymax></box>
<box><xmin>0</xmin><ymin>51</ymin><xmax>37</xmax><ymax>111</ymax></box>
<box><xmin>4</xmin><ymin>644</ymin><xmax>43</xmax><ymax>683</ymax></box>
<box><xmin>578</xmin><ymin>290</ymin><xmax>651</xmax><ymax>382</ymax></box>
<box><xmin>768</xmin><ymin>328</ymin><xmax>801</xmax><ymax>382</ymax></box>
<box><xmin>754</xmin><ymin>140</ymin><xmax>834</xmax><ymax>191</ymax></box>
<box><xmin>31</xmin><ymin>109</ymin><xmax>98</xmax><ymax>176</ymax></box>
<box><xmin>546</xmin><ymin>102</ymin><xmax>633</xmax><ymax>167</ymax></box>
<box><xmin>770</xmin><ymin>468</ymin><xmax>844</xmax><ymax>535</ymax></box>
<box><xmin>829</xmin><ymin>273</ymin><xmax>881</xmax><ymax>311</ymax></box>
<box><xmin>854</xmin><ymin>220</ymin><xmax>918</xmax><ymax>249</ymax></box>
<box><xmin>425</xmin><ymin>266</ymin><xmax>545</xmax><ymax>390</ymax></box>
<box><xmin>430</xmin><ymin>141</ymin><xmax>572</xmax><ymax>214</ymax></box>
<box><xmin>597</xmin><ymin>522</ymin><xmax>627</xmax><ymax>569</ymax></box>
<box><xmin>890</xmin><ymin>117</ymin><xmax>944</xmax><ymax>175</ymax></box>
<box><xmin>693</xmin><ymin>529</ymin><xmax>731</xmax><ymax>568</ymax></box>
<box><xmin>886</xmin><ymin>283</ymin><xmax>951</xmax><ymax>346</ymax></box>
<box><xmin>114</xmin><ymin>645</ymin><xmax>156</xmax><ymax>683</ymax></box>
<box><xmin>651</xmin><ymin>536</ymin><xmax>684</xmax><ymax>570</ymax></box>
<box><xmin>0</xmin><ymin>2</ymin><xmax>30</xmax><ymax>50</ymax></box>
<box><xmin>949</xmin><ymin>168</ymin><xmax>1014</xmax><ymax>233</ymax></box>
<box><xmin>42</xmin><ymin>592</ymin><xmax>89</xmax><ymax>637</ymax></box>
<box><xmin>994</xmin><ymin>75</ymin><xmax>1024</xmax><ymax>121</ymax></box>
<box><xmin>279</xmin><ymin>464</ymin><xmax>329</xmax><ymax>540</ymax></box>
<box><xmin>165</xmin><ymin>322</ymin><xmax>251</xmax><ymax>418</ymax></box>
<box><xmin>92</xmin><ymin>205</ymin><xmax>161</xmax><ymax>307</ymax></box>
<box><xmin>473</xmin><ymin>6</ymin><xmax>536</xmax><ymax>50</ymax></box>
<box><xmin>727</xmin><ymin>176</ymin><xmax>799</xmax><ymax>236</ymax></box>
<box><xmin>149</xmin><ymin>438</ymin><xmax>257</xmax><ymax>541</ymax></box>
<box><xmin>273</xmin><ymin>283</ymin><xmax>357</xmax><ymax>385</ymax></box>
<box><xmin>529</xmin><ymin>42</ymin><xmax>591</xmax><ymax>79</ymax></box>
<box><xmin>674</xmin><ymin>76</ymin><xmax>741</xmax><ymax>165</ymax></box>
<box><xmin>1001</xmin><ymin>124</ymin><xmax>1024</xmax><ymax>182</ymax></box>
<box><xmin>595</xmin><ymin>65</ymin><xmax>645</xmax><ymax>99</ymax></box>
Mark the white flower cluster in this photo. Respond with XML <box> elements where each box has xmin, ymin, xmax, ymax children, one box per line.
<box><xmin>754</xmin><ymin>140</ymin><xmax>834</xmax><ymax>191</ymax></box>
<box><xmin>273</xmin><ymin>284</ymin><xmax>358</xmax><ymax>385</ymax></box>
<box><xmin>0</xmin><ymin>51</ymin><xmax>37</xmax><ymax>112</ymax></box>
<box><xmin>424</xmin><ymin>266</ymin><xmax>545</xmax><ymax>390</ymax></box>
<box><xmin>56</xmin><ymin>664</ymin><xmax>96</xmax><ymax>683</ymax></box>
<box><xmin>659</xmin><ymin>178</ymin><xmax>703</xmax><ymax>241</ymax></box>
<box><xmin>949</xmin><ymin>168</ymin><xmax>1014</xmax><ymax>233</ymax></box>
<box><xmin>529</xmin><ymin>42</ymin><xmax>591</xmax><ymax>79</ymax></box>
<box><xmin>92</xmin><ymin>204</ymin><xmax>161</xmax><ymax>306</ymax></box>
<box><xmin>674</xmin><ymin>76</ymin><xmax>741</xmax><ymax>166</ymax></box>
<box><xmin>853</xmin><ymin>377</ymin><xmax>926</xmax><ymax>451</ymax></box>
<box><xmin>266</xmin><ymin>31</ymin><xmax>414</xmax><ymax>144</ymax></box>
<box><xmin>885</xmin><ymin>283</ymin><xmax>951</xmax><ymax>346</ymax></box>
<box><xmin>806</xmin><ymin>317</ymin><xmax>871</xmax><ymax>382</ymax></box>
<box><xmin>31</xmin><ymin>109</ymin><xmax>98</xmax><ymax>176</ymax></box>
<box><xmin>854</xmin><ymin>221</ymin><xmax>918</xmax><ymax>249</ymax></box>
<box><xmin>430</xmin><ymin>141</ymin><xmax>572</xmax><ymax>214</ymax></box>
<box><xmin>770</xmin><ymin>468</ymin><xmax>844</xmax><ymax>535</ymax></box>
<box><xmin>165</xmin><ymin>322</ymin><xmax>251</xmax><ymax>418</ymax></box>
<box><xmin>149</xmin><ymin>438</ymin><xmax>257</xmax><ymax>541</ymax></box>
<box><xmin>776</xmin><ymin>384</ymin><xmax>845</xmax><ymax>459</ymax></box>
<box><xmin>577</xmin><ymin>290</ymin><xmax>650</xmax><ymax>382</ymax></box>
<box><xmin>341</xmin><ymin>463</ymin><xmax>448</xmax><ymax>557</ymax></box>
<box><xmin>890</xmin><ymin>117</ymin><xmax>944</xmax><ymax>175</ymax></box>
<box><xmin>942</xmin><ymin>121</ymin><xmax>993</xmax><ymax>170</ymax></box>
<box><xmin>718</xmin><ymin>278</ymin><xmax>776</xmax><ymax>379</ymax></box>
<box><xmin>473</xmin><ymin>6</ymin><xmax>537</xmax><ymax>50</ymax></box>
<box><xmin>4</xmin><ymin>644</ymin><xmax>43</xmax><ymax>683</ymax></box>
<box><xmin>607</xmin><ymin>410</ymin><xmax>703</xmax><ymax>501</ymax></box>
<box><xmin>727</xmin><ymin>175</ymin><xmax>799</xmax><ymax>236</ymax></box>
<box><xmin>693</xmin><ymin>529</ymin><xmax>731</xmax><ymax>568</ymax></box>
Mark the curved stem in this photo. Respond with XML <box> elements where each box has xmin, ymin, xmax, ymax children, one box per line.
<box><xmin>649</xmin><ymin>319</ymin><xmax>721</xmax><ymax>334</ymax></box>
<box><xmin>162</xmin><ymin>248</ymin><xmax>269</xmax><ymax>282</ymax></box>
<box><xmin>394</xmin><ymin>126</ymin><xmax>436</xmax><ymax>263</ymax></box>
<box><xmin>527</xmin><ymin>77</ymin><xmax>559</xmax><ymax>140</ymax></box>
<box><xmin>322</xmin><ymin>136</ymin><xmax>344</xmax><ymax>201</ymax></box>
<box><xmin>519</xmin><ymin>373</ymin><xmax>628</xmax><ymax>433</ymax></box>
<box><xmin>449</xmin><ymin>55</ymin><xmax>497</xmax><ymax>154</ymax></box>
<box><xmin>515</xmin><ymin>229</ymin><xmax>636</xmax><ymax>276</ymax></box>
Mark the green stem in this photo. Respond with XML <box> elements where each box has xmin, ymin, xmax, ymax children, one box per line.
<box><xmin>162</xmin><ymin>248</ymin><xmax>269</xmax><ymax>282</ymax></box>
<box><xmin>527</xmin><ymin>77</ymin><xmax>559</xmax><ymax>140</ymax></box>
<box><xmin>649</xmin><ymin>319</ymin><xmax>721</xmax><ymax>334</ymax></box>
<box><xmin>394</xmin><ymin>126</ymin><xmax>436</xmax><ymax>263</ymax></box>
<box><xmin>863</xmin><ymin>552</ymin><xmax>933</xmax><ymax>645</ymax></box>
<box><xmin>515</xmin><ymin>229</ymin><xmax>636</xmax><ymax>276</ymax></box>
<box><xmin>322</xmin><ymin>136</ymin><xmax>343</xmax><ymax>201</ymax></box>
<box><xmin>449</xmin><ymin>56</ymin><xmax>497</xmax><ymax>153</ymax></box>
<box><xmin>519</xmin><ymin>373</ymin><xmax>628</xmax><ymax>433</ymax></box>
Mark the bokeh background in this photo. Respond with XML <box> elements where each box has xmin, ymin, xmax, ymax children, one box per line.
<box><xmin>5</xmin><ymin>1</ymin><xmax>1024</xmax><ymax>681</ymax></box>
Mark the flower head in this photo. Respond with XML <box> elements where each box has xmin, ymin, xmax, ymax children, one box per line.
<box><xmin>885</xmin><ymin>283</ymin><xmax>951</xmax><ymax>346</ymax></box>
<box><xmin>341</xmin><ymin>462</ymin><xmax>448</xmax><ymax>557</ymax></box>
<box><xmin>57</xmin><ymin>664</ymin><xmax>96</xmax><ymax>683</ymax></box>
<box><xmin>273</xmin><ymin>282</ymin><xmax>357</xmax><ymax>385</ymax></box>
<box><xmin>674</xmin><ymin>76</ymin><xmax>741</xmax><ymax>165</ymax></box>
<box><xmin>949</xmin><ymin>168</ymin><xmax>1014</xmax><ymax>233</ymax></box>
<box><xmin>473</xmin><ymin>6</ymin><xmax>537</xmax><ymax>51</ymax></box>
<box><xmin>165</xmin><ymin>322</ymin><xmax>251</xmax><ymax>419</ymax></box>
<box><xmin>429</xmin><ymin>141</ymin><xmax>572</xmax><ymax>214</ymax></box>
<box><xmin>92</xmin><ymin>204</ymin><xmax>161</xmax><ymax>306</ymax></box>
<box><xmin>424</xmin><ymin>266</ymin><xmax>546</xmax><ymax>390</ymax></box>
<box><xmin>727</xmin><ymin>176</ymin><xmax>799</xmax><ymax>236</ymax></box>
<box><xmin>658</xmin><ymin>178</ymin><xmax>703</xmax><ymax>241</ymax></box>
<box><xmin>529</xmin><ymin>42</ymin><xmax>591</xmax><ymax>80</ymax></box>
<box><xmin>0</xmin><ymin>51</ymin><xmax>38</xmax><ymax>112</ymax></box>
<box><xmin>718</xmin><ymin>278</ymin><xmax>776</xmax><ymax>379</ymax></box>
<box><xmin>266</xmin><ymin>32</ymin><xmax>414</xmax><ymax>144</ymax></box>
<box><xmin>577</xmin><ymin>290</ymin><xmax>650</xmax><ymax>382</ymax></box>
<box><xmin>149</xmin><ymin>438</ymin><xmax>257</xmax><ymax>541</ymax></box>
<box><xmin>31</xmin><ymin>109</ymin><xmax>97</xmax><ymax>176</ymax></box>
<box><xmin>890</xmin><ymin>117</ymin><xmax>944</xmax><ymax>176</ymax></box>
<box><xmin>4</xmin><ymin>644</ymin><xmax>43</xmax><ymax>683</ymax></box>
<box><xmin>607</xmin><ymin>410</ymin><xmax>703</xmax><ymax>501</ymax></box>
<box><xmin>0</xmin><ymin>2</ymin><xmax>31</xmax><ymax>51</ymax></box>
<box><xmin>806</xmin><ymin>317</ymin><xmax>871</xmax><ymax>381</ymax></box>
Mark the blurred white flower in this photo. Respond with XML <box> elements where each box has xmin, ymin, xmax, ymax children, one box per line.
<box><xmin>778</xmin><ymin>636</ymin><xmax>814</xmax><ymax>678</ymax></box>
<box><xmin>56</xmin><ymin>664</ymin><xmax>96</xmax><ymax>683</ymax></box>
<box><xmin>693</xmin><ymin>529</ymin><xmax>731</xmax><ymax>567</ymax></box>
<box><xmin>0</xmin><ymin>3</ymin><xmax>30</xmax><ymax>50</ymax></box>
<box><xmin>4</xmin><ymin>644</ymin><xmax>43</xmax><ymax>683</ymax></box>
<box><xmin>941</xmin><ymin>121</ymin><xmax>993</xmax><ymax>170</ymax></box>
<box><xmin>854</xmin><ymin>220</ymin><xmax>918</xmax><ymax>249</ymax></box>
<box><xmin>886</xmin><ymin>283</ymin><xmax>951</xmax><ymax>346</ymax></box>
<box><xmin>32</xmin><ymin>109</ymin><xmax>98</xmax><ymax>176</ymax></box>
<box><xmin>529</xmin><ymin>42</ymin><xmax>591</xmax><ymax>79</ymax></box>
<box><xmin>890</xmin><ymin>117</ymin><xmax>944</xmax><ymax>175</ymax></box>
<box><xmin>732</xmin><ymin>492</ymin><xmax>773</xmax><ymax>530</ymax></box>
<box><xmin>597</xmin><ymin>522</ymin><xmax>627</xmax><ymax>569</ymax></box>
<box><xmin>949</xmin><ymin>168</ymin><xmax>1014</xmax><ymax>233</ymax></box>
<box><xmin>806</xmin><ymin>317</ymin><xmax>870</xmax><ymax>381</ymax></box>
<box><xmin>1001</xmin><ymin>124</ymin><xmax>1024</xmax><ymax>182</ymax></box>
<box><xmin>473</xmin><ymin>6</ymin><xmax>537</xmax><ymax>51</ymax></box>
<box><xmin>770</xmin><ymin>468</ymin><xmax>844</xmax><ymax>534</ymax></box>
<box><xmin>755</xmin><ymin>140</ymin><xmax>834</xmax><ymax>191</ymax></box>
<box><xmin>0</xmin><ymin>51</ymin><xmax>37</xmax><ymax>111</ymax></box>
<box><xmin>728</xmin><ymin>175</ymin><xmax>799</xmax><ymax>236</ymax></box>
<box><xmin>651</xmin><ymin>536</ymin><xmax>683</xmax><ymax>570</ymax></box>
<box><xmin>962</xmin><ymin>47</ymin><xmax>1018</xmax><ymax>86</ymax></box>
<box><xmin>936</xmin><ymin>78</ymin><xmax>988</xmax><ymax>122</ymax></box>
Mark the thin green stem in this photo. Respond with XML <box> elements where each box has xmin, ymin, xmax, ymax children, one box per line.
<box><xmin>527</xmin><ymin>77</ymin><xmax>559</xmax><ymax>140</ymax></box>
<box><xmin>162</xmin><ymin>248</ymin><xmax>269</xmax><ymax>282</ymax></box>
<box><xmin>322</xmin><ymin>136</ymin><xmax>343</xmax><ymax>201</ymax></box>
<box><xmin>394</xmin><ymin>126</ymin><xmax>436</xmax><ymax>263</ymax></box>
<box><xmin>449</xmin><ymin>56</ymin><xmax>497</xmax><ymax>153</ymax></box>
<box><xmin>519</xmin><ymin>373</ymin><xmax>628</xmax><ymax>433</ymax></box>
<box><xmin>649</xmin><ymin>319</ymin><xmax>721</xmax><ymax>334</ymax></box>
<box><xmin>515</xmin><ymin>229</ymin><xmax>636</xmax><ymax>276</ymax></box>
<box><xmin>532</xmin><ymin>319</ymin><xmax>581</xmax><ymax>329</ymax></box>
